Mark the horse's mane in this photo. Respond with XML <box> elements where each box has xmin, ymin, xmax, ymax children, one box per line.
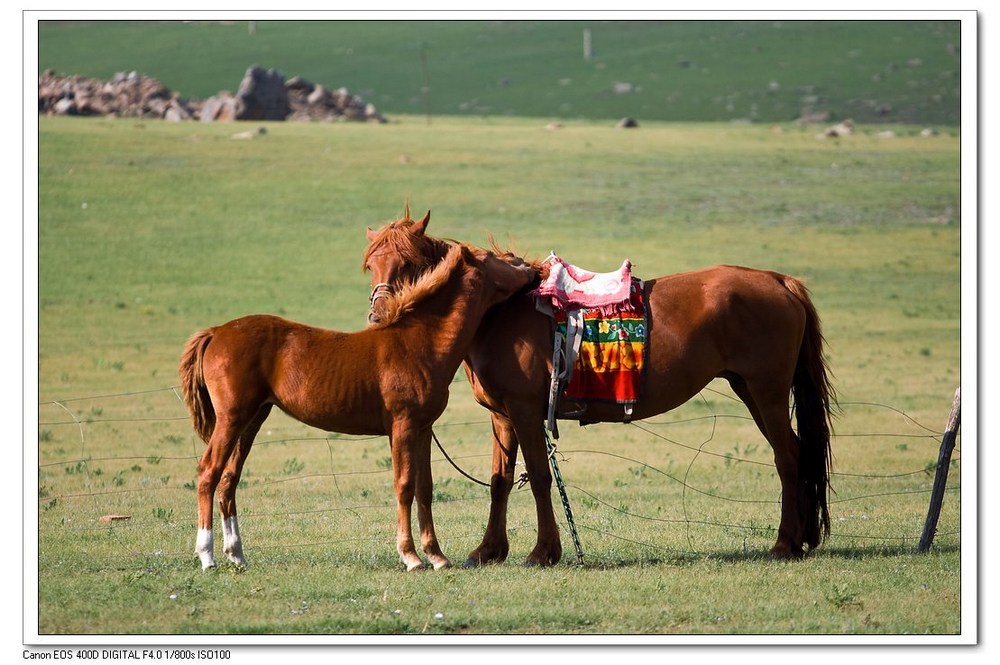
<box><xmin>362</xmin><ymin>217</ymin><xmax>452</xmax><ymax>272</ymax></box>
<box><xmin>371</xmin><ymin>242</ymin><xmax>470</xmax><ymax>328</ymax></box>
<box><xmin>363</xmin><ymin>215</ymin><xmax>545</xmax><ymax>276</ymax></box>
<box><xmin>484</xmin><ymin>234</ymin><xmax>549</xmax><ymax>280</ymax></box>
<box><xmin>364</xmin><ymin>212</ymin><xmax>545</xmax><ymax>328</ymax></box>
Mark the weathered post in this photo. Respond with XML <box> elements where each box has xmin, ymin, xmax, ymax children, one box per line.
<box><xmin>917</xmin><ymin>387</ymin><xmax>961</xmax><ymax>552</ymax></box>
<box><xmin>420</xmin><ymin>42</ymin><xmax>432</xmax><ymax>125</ymax></box>
<box><xmin>583</xmin><ymin>29</ymin><xmax>592</xmax><ymax>61</ymax></box>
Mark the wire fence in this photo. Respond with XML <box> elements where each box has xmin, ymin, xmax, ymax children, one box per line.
<box><xmin>35</xmin><ymin>381</ymin><xmax>962</xmax><ymax>568</ymax></box>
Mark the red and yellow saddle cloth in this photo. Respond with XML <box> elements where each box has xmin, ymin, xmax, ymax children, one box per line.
<box><xmin>553</xmin><ymin>279</ymin><xmax>647</xmax><ymax>404</ymax></box>
<box><xmin>531</xmin><ymin>253</ymin><xmax>648</xmax><ymax>410</ymax></box>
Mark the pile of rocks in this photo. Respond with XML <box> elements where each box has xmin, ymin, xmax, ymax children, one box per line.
<box><xmin>38</xmin><ymin>69</ymin><xmax>195</xmax><ymax>120</ymax></box>
<box><xmin>38</xmin><ymin>65</ymin><xmax>387</xmax><ymax>124</ymax></box>
<box><xmin>285</xmin><ymin>76</ymin><xmax>384</xmax><ymax>122</ymax></box>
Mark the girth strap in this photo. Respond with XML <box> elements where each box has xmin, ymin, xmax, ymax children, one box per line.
<box><xmin>547</xmin><ymin>309</ymin><xmax>586</xmax><ymax>438</ymax></box>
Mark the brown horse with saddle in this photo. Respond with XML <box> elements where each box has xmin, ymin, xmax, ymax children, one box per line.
<box><xmin>364</xmin><ymin>207</ymin><xmax>836</xmax><ymax>565</ymax></box>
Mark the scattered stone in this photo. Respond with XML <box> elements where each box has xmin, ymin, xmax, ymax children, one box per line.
<box><xmin>818</xmin><ymin>119</ymin><xmax>854</xmax><ymax>138</ymax></box>
<box><xmin>99</xmin><ymin>515</ymin><xmax>131</xmax><ymax>523</ymax></box>
<box><xmin>232</xmin><ymin>127</ymin><xmax>267</xmax><ymax>140</ymax></box>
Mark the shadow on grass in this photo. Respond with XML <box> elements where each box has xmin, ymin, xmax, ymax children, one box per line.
<box><xmin>570</xmin><ymin>541</ymin><xmax>960</xmax><ymax>570</ymax></box>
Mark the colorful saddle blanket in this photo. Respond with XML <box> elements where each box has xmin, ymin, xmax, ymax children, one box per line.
<box><xmin>530</xmin><ymin>254</ymin><xmax>648</xmax><ymax>431</ymax></box>
<box><xmin>553</xmin><ymin>280</ymin><xmax>647</xmax><ymax>404</ymax></box>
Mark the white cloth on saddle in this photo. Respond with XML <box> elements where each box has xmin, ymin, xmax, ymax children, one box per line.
<box><xmin>530</xmin><ymin>253</ymin><xmax>634</xmax><ymax>315</ymax></box>
<box><xmin>532</xmin><ymin>252</ymin><xmax>636</xmax><ymax>436</ymax></box>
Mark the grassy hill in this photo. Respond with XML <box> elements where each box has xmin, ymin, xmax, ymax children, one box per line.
<box><xmin>36</xmin><ymin>19</ymin><xmax>962</xmax><ymax>125</ymax></box>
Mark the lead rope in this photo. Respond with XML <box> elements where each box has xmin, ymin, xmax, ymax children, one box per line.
<box><xmin>432</xmin><ymin>430</ymin><xmax>489</xmax><ymax>487</ymax></box>
<box><xmin>545</xmin><ymin>430</ymin><xmax>585</xmax><ymax>565</ymax></box>
<box><xmin>432</xmin><ymin>428</ymin><xmax>584</xmax><ymax>565</ymax></box>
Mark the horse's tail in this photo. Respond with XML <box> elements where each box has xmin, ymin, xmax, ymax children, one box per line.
<box><xmin>782</xmin><ymin>276</ymin><xmax>836</xmax><ymax>550</ymax></box>
<box><xmin>179</xmin><ymin>328</ymin><xmax>216</xmax><ymax>444</ymax></box>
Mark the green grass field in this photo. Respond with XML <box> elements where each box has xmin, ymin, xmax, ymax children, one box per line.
<box><xmin>31</xmin><ymin>113</ymin><xmax>964</xmax><ymax>639</ymax></box>
<box><xmin>36</xmin><ymin>19</ymin><xmax>962</xmax><ymax>125</ymax></box>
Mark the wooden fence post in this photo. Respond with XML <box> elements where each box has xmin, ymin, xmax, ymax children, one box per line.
<box><xmin>420</xmin><ymin>42</ymin><xmax>432</xmax><ymax>125</ymax></box>
<box><xmin>917</xmin><ymin>387</ymin><xmax>961</xmax><ymax>553</ymax></box>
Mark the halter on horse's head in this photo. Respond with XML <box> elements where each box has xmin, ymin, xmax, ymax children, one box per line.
<box><xmin>363</xmin><ymin>204</ymin><xmax>442</xmax><ymax>325</ymax></box>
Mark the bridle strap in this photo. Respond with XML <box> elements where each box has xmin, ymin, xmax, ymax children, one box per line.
<box><xmin>369</xmin><ymin>282</ymin><xmax>393</xmax><ymax>304</ymax></box>
<box><xmin>368</xmin><ymin>282</ymin><xmax>393</xmax><ymax>319</ymax></box>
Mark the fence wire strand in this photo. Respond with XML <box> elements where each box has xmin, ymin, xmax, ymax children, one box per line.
<box><xmin>36</xmin><ymin>384</ymin><xmax>961</xmax><ymax>566</ymax></box>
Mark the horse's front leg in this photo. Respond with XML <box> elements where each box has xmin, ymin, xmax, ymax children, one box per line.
<box><xmin>510</xmin><ymin>407</ymin><xmax>562</xmax><ymax>567</ymax></box>
<box><xmin>465</xmin><ymin>412</ymin><xmax>518</xmax><ymax>566</ymax></box>
<box><xmin>414</xmin><ymin>426</ymin><xmax>451</xmax><ymax>570</ymax></box>
<box><xmin>390</xmin><ymin>422</ymin><xmax>450</xmax><ymax>571</ymax></box>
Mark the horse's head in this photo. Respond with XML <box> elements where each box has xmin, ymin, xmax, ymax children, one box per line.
<box><xmin>363</xmin><ymin>205</ymin><xmax>537</xmax><ymax>326</ymax></box>
<box><xmin>469</xmin><ymin>247</ymin><xmax>539</xmax><ymax>311</ymax></box>
<box><xmin>363</xmin><ymin>206</ymin><xmax>445</xmax><ymax>325</ymax></box>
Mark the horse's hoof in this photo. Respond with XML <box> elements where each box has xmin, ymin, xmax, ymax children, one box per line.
<box><xmin>525</xmin><ymin>546</ymin><xmax>562</xmax><ymax>567</ymax></box>
<box><xmin>432</xmin><ymin>559</ymin><xmax>453</xmax><ymax>570</ymax></box>
<box><xmin>767</xmin><ymin>545</ymin><xmax>805</xmax><ymax>561</ymax></box>
<box><xmin>225</xmin><ymin>554</ymin><xmax>248</xmax><ymax>569</ymax></box>
<box><xmin>465</xmin><ymin>547</ymin><xmax>508</xmax><ymax>566</ymax></box>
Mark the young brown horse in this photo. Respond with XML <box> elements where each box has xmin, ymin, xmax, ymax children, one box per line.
<box><xmin>364</xmin><ymin>212</ymin><xmax>835</xmax><ymax>565</ymax></box>
<box><xmin>179</xmin><ymin>240</ymin><xmax>536</xmax><ymax>571</ymax></box>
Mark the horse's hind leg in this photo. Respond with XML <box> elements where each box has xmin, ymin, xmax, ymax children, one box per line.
<box><xmin>465</xmin><ymin>413</ymin><xmax>518</xmax><ymax>566</ymax></box>
<box><xmin>195</xmin><ymin>402</ymin><xmax>259</xmax><ymax>569</ymax></box>
<box><xmin>739</xmin><ymin>380</ymin><xmax>807</xmax><ymax>559</ymax></box>
<box><xmin>217</xmin><ymin>404</ymin><xmax>271</xmax><ymax>567</ymax></box>
<box><xmin>195</xmin><ymin>417</ymin><xmax>242</xmax><ymax>569</ymax></box>
<box><xmin>728</xmin><ymin>375</ymin><xmax>768</xmax><ymax>443</ymax></box>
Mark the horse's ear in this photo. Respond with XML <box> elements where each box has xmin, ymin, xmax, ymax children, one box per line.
<box><xmin>413</xmin><ymin>210</ymin><xmax>431</xmax><ymax>234</ymax></box>
<box><xmin>366</xmin><ymin>226</ymin><xmax>377</xmax><ymax>241</ymax></box>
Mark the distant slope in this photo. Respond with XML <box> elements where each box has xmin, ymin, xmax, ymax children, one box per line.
<box><xmin>37</xmin><ymin>19</ymin><xmax>962</xmax><ymax>124</ymax></box>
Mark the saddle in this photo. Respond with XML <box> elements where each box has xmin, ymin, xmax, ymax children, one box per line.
<box><xmin>530</xmin><ymin>253</ymin><xmax>648</xmax><ymax>437</ymax></box>
<box><xmin>532</xmin><ymin>253</ymin><xmax>636</xmax><ymax>316</ymax></box>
